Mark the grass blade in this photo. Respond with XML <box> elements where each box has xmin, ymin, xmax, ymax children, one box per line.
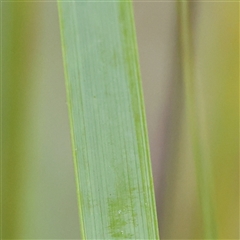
<box><xmin>58</xmin><ymin>1</ymin><xmax>160</xmax><ymax>239</ymax></box>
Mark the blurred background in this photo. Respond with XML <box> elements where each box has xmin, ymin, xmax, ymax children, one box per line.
<box><xmin>1</xmin><ymin>1</ymin><xmax>239</xmax><ymax>239</ymax></box>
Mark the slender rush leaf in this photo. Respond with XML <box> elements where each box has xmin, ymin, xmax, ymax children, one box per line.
<box><xmin>178</xmin><ymin>1</ymin><xmax>217</xmax><ymax>239</ymax></box>
<box><xmin>58</xmin><ymin>1</ymin><xmax>160</xmax><ymax>239</ymax></box>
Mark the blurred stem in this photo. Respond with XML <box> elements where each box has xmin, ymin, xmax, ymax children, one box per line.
<box><xmin>178</xmin><ymin>1</ymin><xmax>217</xmax><ymax>239</ymax></box>
<box><xmin>2</xmin><ymin>3</ymin><xmax>36</xmax><ymax>238</ymax></box>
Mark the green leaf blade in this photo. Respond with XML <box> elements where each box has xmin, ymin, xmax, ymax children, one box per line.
<box><xmin>58</xmin><ymin>1</ymin><xmax>160</xmax><ymax>239</ymax></box>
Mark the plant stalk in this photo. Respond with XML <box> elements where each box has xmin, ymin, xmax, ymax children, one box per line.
<box><xmin>178</xmin><ymin>1</ymin><xmax>217</xmax><ymax>239</ymax></box>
